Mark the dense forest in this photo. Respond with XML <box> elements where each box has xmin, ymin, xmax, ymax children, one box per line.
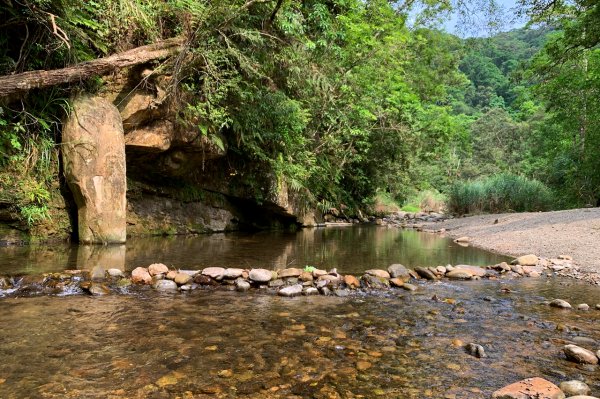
<box><xmin>0</xmin><ymin>0</ymin><xmax>599</xmax><ymax>232</ymax></box>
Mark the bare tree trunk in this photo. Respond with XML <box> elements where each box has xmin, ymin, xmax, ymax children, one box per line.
<box><xmin>0</xmin><ymin>37</ymin><xmax>184</xmax><ymax>99</ymax></box>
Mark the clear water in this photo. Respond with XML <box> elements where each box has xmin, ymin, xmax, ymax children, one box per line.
<box><xmin>1</xmin><ymin>227</ymin><xmax>599</xmax><ymax>398</ymax></box>
<box><xmin>0</xmin><ymin>226</ymin><xmax>508</xmax><ymax>276</ymax></box>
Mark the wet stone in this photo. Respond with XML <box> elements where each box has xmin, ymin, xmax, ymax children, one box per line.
<box><xmin>446</xmin><ymin>269</ymin><xmax>473</xmax><ymax>280</ymax></box>
<box><xmin>415</xmin><ymin>267</ymin><xmax>437</xmax><ymax>280</ymax></box>
<box><xmin>131</xmin><ymin>267</ymin><xmax>152</xmax><ymax>284</ymax></box>
<box><xmin>389</xmin><ymin>278</ymin><xmax>405</xmax><ymax>287</ymax></box>
<box><xmin>365</xmin><ymin>269</ymin><xmax>390</xmax><ymax>279</ymax></box>
<box><xmin>344</xmin><ymin>275</ymin><xmax>360</xmax><ymax>289</ymax></box>
<box><xmin>559</xmin><ymin>381</ymin><xmax>590</xmax><ymax>396</ymax></box>
<box><xmin>303</xmin><ymin>287</ymin><xmax>318</xmax><ymax>296</ymax></box>
<box><xmin>571</xmin><ymin>337</ymin><xmax>596</xmax><ymax>347</ymax></box>
<box><xmin>563</xmin><ymin>345</ymin><xmax>599</xmax><ymax>364</ymax></box>
<box><xmin>202</xmin><ymin>267</ymin><xmax>225</xmax><ymax>280</ymax></box>
<box><xmin>362</xmin><ymin>274</ymin><xmax>390</xmax><ymax>288</ymax></box>
<box><xmin>334</xmin><ymin>288</ymin><xmax>350</xmax><ymax>297</ymax></box>
<box><xmin>278</xmin><ymin>268</ymin><xmax>303</xmax><ymax>278</ymax></box>
<box><xmin>492</xmin><ymin>377</ymin><xmax>565</xmax><ymax>399</ymax></box>
<box><xmin>299</xmin><ymin>271</ymin><xmax>313</xmax><ymax>282</ymax></box>
<box><xmin>235</xmin><ymin>279</ymin><xmax>250</xmax><ymax>292</ymax></box>
<box><xmin>278</xmin><ymin>284</ymin><xmax>303</xmax><ymax>297</ymax></box>
<box><xmin>153</xmin><ymin>279</ymin><xmax>178</xmax><ymax>291</ymax></box>
<box><xmin>223</xmin><ymin>268</ymin><xmax>243</xmax><ymax>279</ymax></box>
<box><xmin>550</xmin><ymin>299</ymin><xmax>572</xmax><ymax>309</ymax></box>
<box><xmin>388</xmin><ymin>264</ymin><xmax>410</xmax><ymax>281</ymax></box>
<box><xmin>106</xmin><ymin>269</ymin><xmax>124</xmax><ymax>278</ymax></box>
<box><xmin>174</xmin><ymin>273</ymin><xmax>192</xmax><ymax>285</ymax></box>
<box><xmin>194</xmin><ymin>274</ymin><xmax>217</xmax><ymax>285</ymax></box>
<box><xmin>577</xmin><ymin>304</ymin><xmax>590</xmax><ymax>311</ymax></box>
<box><xmin>268</xmin><ymin>279</ymin><xmax>285</xmax><ymax>288</ymax></box>
<box><xmin>465</xmin><ymin>343</ymin><xmax>486</xmax><ymax>358</ymax></box>
<box><xmin>401</xmin><ymin>283</ymin><xmax>418</xmax><ymax>291</ymax></box>
<box><xmin>165</xmin><ymin>270</ymin><xmax>177</xmax><ymax>280</ymax></box>
<box><xmin>83</xmin><ymin>282</ymin><xmax>111</xmax><ymax>296</ymax></box>
<box><xmin>249</xmin><ymin>268</ymin><xmax>273</xmax><ymax>283</ymax></box>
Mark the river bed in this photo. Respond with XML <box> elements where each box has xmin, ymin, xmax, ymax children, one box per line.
<box><xmin>0</xmin><ymin>227</ymin><xmax>599</xmax><ymax>398</ymax></box>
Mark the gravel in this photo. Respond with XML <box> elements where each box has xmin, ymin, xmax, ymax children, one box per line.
<box><xmin>426</xmin><ymin>208</ymin><xmax>600</xmax><ymax>279</ymax></box>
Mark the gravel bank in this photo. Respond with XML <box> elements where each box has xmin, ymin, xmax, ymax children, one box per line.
<box><xmin>426</xmin><ymin>208</ymin><xmax>600</xmax><ymax>277</ymax></box>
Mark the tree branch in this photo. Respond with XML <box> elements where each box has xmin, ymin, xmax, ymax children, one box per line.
<box><xmin>0</xmin><ymin>37</ymin><xmax>184</xmax><ymax>99</ymax></box>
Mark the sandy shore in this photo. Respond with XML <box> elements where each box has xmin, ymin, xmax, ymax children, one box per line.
<box><xmin>426</xmin><ymin>208</ymin><xmax>600</xmax><ymax>280</ymax></box>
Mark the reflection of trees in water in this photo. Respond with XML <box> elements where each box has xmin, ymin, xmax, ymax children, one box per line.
<box><xmin>0</xmin><ymin>227</ymin><xmax>510</xmax><ymax>275</ymax></box>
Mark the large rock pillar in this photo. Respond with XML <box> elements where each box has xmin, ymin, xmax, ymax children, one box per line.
<box><xmin>62</xmin><ymin>96</ymin><xmax>127</xmax><ymax>244</ymax></box>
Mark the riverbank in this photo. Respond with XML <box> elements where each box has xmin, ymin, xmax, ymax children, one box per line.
<box><xmin>424</xmin><ymin>208</ymin><xmax>600</xmax><ymax>284</ymax></box>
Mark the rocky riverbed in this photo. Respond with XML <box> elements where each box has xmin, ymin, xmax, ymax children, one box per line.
<box><xmin>417</xmin><ymin>208</ymin><xmax>600</xmax><ymax>285</ymax></box>
<box><xmin>0</xmin><ymin>253</ymin><xmax>584</xmax><ymax>299</ymax></box>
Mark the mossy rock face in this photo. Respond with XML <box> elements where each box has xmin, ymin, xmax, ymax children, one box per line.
<box><xmin>0</xmin><ymin>223</ymin><xmax>27</xmax><ymax>245</ymax></box>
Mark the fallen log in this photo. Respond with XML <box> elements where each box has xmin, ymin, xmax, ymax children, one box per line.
<box><xmin>0</xmin><ymin>37</ymin><xmax>184</xmax><ymax>99</ymax></box>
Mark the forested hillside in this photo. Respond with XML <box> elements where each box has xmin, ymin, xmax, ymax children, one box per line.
<box><xmin>0</xmin><ymin>0</ymin><xmax>598</xmax><ymax>238</ymax></box>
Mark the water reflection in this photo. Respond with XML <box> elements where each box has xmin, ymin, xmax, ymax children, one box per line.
<box><xmin>0</xmin><ymin>227</ymin><xmax>510</xmax><ymax>275</ymax></box>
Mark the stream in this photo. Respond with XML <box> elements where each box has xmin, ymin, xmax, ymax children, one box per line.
<box><xmin>0</xmin><ymin>227</ymin><xmax>599</xmax><ymax>398</ymax></box>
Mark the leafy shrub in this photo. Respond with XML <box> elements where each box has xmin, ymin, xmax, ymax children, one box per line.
<box><xmin>447</xmin><ymin>174</ymin><xmax>553</xmax><ymax>214</ymax></box>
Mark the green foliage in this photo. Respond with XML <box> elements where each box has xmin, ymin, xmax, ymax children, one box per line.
<box><xmin>1</xmin><ymin>0</ymin><xmax>599</xmax><ymax>225</ymax></box>
<box><xmin>303</xmin><ymin>265</ymin><xmax>317</xmax><ymax>273</ymax></box>
<box><xmin>447</xmin><ymin>174</ymin><xmax>554</xmax><ymax>215</ymax></box>
<box><xmin>400</xmin><ymin>204</ymin><xmax>420</xmax><ymax>213</ymax></box>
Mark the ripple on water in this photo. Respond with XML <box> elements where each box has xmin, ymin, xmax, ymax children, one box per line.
<box><xmin>0</xmin><ymin>278</ymin><xmax>600</xmax><ymax>398</ymax></box>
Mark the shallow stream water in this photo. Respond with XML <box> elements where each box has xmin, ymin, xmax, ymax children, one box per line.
<box><xmin>1</xmin><ymin>227</ymin><xmax>599</xmax><ymax>398</ymax></box>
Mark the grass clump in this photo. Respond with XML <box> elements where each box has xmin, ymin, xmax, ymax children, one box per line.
<box><xmin>402</xmin><ymin>190</ymin><xmax>447</xmax><ymax>213</ymax></box>
<box><xmin>447</xmin><ymin>173</ymin><xmax>553</xmax><ymax>215</ymax></box>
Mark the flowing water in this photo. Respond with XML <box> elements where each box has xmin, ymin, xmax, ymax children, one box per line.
<box><xmin>1</xmin><ymin>227</ymin><xmax>599</xmax><ymax>398</ymax></box>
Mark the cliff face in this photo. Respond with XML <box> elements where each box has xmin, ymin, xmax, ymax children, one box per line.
<box><xmin>0</xmin><ymin>66</ymin><xmax>319</xmax><ymax>244</ymax></box>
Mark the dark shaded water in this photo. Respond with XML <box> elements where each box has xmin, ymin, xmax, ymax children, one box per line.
<box><xmin>1</xmin><ymin>227</ymin><xmax>600</xmax><ymax>398</ymax></box>
<box><xmin>0</xmin><ymin>227</ymin><xmax>508</xmax><ymax>276</ymax></box>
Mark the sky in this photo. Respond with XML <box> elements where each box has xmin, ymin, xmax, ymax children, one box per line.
<box><xmin>440</xmin><ymin>0</ymin><xmax>528</xmax><ymax>37</ymax></box>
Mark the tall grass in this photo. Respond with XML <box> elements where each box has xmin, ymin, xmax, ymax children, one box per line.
<box><xmin>448</xmin><ymin>174</ymin><xmax>554</xmax><ymax>214</ymax></box>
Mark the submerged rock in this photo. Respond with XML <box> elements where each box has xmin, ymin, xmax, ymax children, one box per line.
<box><xmin>81</xmin><ymin>282</ymin><xmax>111</xmax><ymax>296</ymax></box>
<box><xmin>153</xmin><ymin>279</ymin><xmax>178</xmax><ymax>291</ymax></box>
<box><xmin>401</xmin><ymin>283</ymin><xmax>418</xmax><ymax>291</ymax></box>
<box><xmin>106</xmin><ymin>268</ymin><xmax>124</xmax><ymax>278</ymax></box>
<box><xmin>278</xmin><ymin>284</ymin><xmax>303</xmax><ymax>297</ymax></box>
<box><xmin>235</xmin><ymin>279</ymin><xmax>250</xmax><ymax>292</ymax></box>
<box><xmin>491</xmin><ymin>377</ymin><xmax>565</xmax><ymax>399</ymax></box>
<box><xmin>563</xmin><ymin>345</ymin><xmax>598</xmax><ymax>364</ymax></box>
<box><xmin>550</xmin><ymin>299</ymin><xmax>572</xmax><ymax>309</ymax></box>
<box><xmin>559</xmin><ymin>381</ymin><xmax>590</xmax><ymax>396</ymax></box>
<box><xmin>465</xmin><ymin>343</ymin><xmax>486</xmax><ymax>358</ymax></box>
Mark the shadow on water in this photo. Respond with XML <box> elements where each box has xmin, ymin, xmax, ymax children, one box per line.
<box><xmin>0</xmin><ymin>226</ymin><xmax>510</xmax><ymax>275</ymax></box>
